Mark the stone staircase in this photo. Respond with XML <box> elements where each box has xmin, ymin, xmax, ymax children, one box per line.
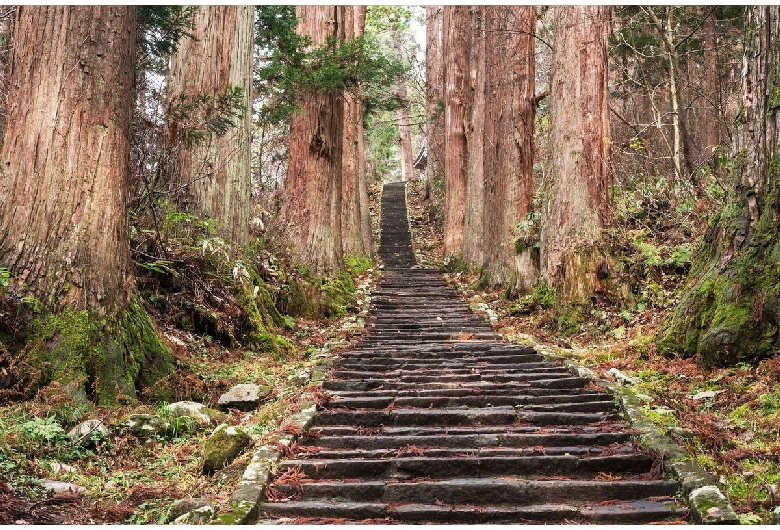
<box><xmin>258</xmin><ymin>181</ymin><xmax>686</xmax><ymax>524</ymax></box>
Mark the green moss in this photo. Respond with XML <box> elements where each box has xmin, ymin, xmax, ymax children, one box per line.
<box><xmin>321</xmin><ymin>273</ymin><xmax>357</xmax><ymax>318</ymax></box>
<box><xmin>24</xmin><ymin>294</ymin><xmax>174</xmax><ymax>406</ymax></box>
<box><xmin>343</xmin><ymin>254</ymin><xmax>371</xmax><ymax>276</ymax></box>
<box><xmin>734</xmin><ymin>106</ymin><xmax>746</xmax><ymax>127</ymax></box>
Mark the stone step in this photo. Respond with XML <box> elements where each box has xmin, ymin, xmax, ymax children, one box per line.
<box><xmin>277</xmin><ymin>454</ymin><xmax>656</xmax><ymax>480</ymax></box>
<box><xmin>313</xmin><ymin>407</ymin><xmax>518</xmax><ymax>427</ymax></box>
<box><xmin>322</xmin><ymin>376</ymin><xmax>591</xmax><ymax>392</ymax></box>
<box><xmin>324</xmin><ymin>394</ymin><xmax>615</xmax><ymax>410</ymax></box>
<box><xmin>260</xmin><ymin>499</ymin><xmax>683</xmax><ymax>524</ymax></box>
<box><xmin>327</xmin><ymin>369</ymin><xmax>573</xmax><ymax>383</ymax></box>
<box><xmin>288</xmin><ymin>445</ymin><xmax>632</xmax><ymax>459</ymax></box>
<box><xmin>298</xmin><ymin>431</ymin><xmax>635</xmax><ymax>450</ymax></box>
<box><xmin>268</xmin><ymin>478</ymin><xmax>680</xmax><ymax>504</ymax></box>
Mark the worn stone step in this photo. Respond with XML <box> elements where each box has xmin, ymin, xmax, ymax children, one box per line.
<box><xmin>325</xmin><ymin>394</ymin><xmax>615</xmax><ymax>410</ymax></box>
<box><xmin>321</xmin><ymin>376</ymin><xmax>590</xmax><ymax>392</ymax></box>
<box><xmin>269</xmin><ymin>478</ymin><xmax>680</xmax><ymax>504</ymax></box>
<box><xmin>339</xmin><ymin>351</ymin><xmax>540</xmax><ymax>362</ymax></box>
<box><xmin>329</xmin><ymin>366</ymin><xmax>568</xmax><ymax>378</ymax></box>
<box><xmin>327</xmin><ymin>371</ymin><xmax>574</xmax><ymax>385</ymax></box>
<box><xmin>288</xmin><ymin>445</ymin><xmax>630</xmax><ymax>459</ymax></box>
<box><xmin>313</xmin><ymin>407</ymin><xmax>518</xmax><ymax>427</ymax></box>
<box><xmin>298</xmin><ymin>431</ymin><xmax>635</xmax><ymax>450</ymax></box>
<box><xmin>260</xmin><ymin>499</ymin><xmax>682</xmax><ymax>525</ymax></box>
<box><xmin>326</xmin><ymin>387</ymin><xmax>600</xmax><ymax>399</ymax></box>
<box><xmin>278</xmin><ymin>454</ymin><xmax>656</xmax><ymax>480</ymax></box>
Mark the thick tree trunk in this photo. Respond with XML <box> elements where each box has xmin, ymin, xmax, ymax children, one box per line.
<box><xmin>703</xmin><ymin>7</ymin><xmax>721</xmax><ymax>167</ymax></box>
<box><xmin>340</xmin><ymin>6</ymin><xmax>373</xmax><ymax>260</ymax></box>
<box><xmin>425</xmin><ymin>7</ymin><xmax>445</xmax><ymax>189</ymax></box>
<box><xmin>481</xmin><ymin>6</ymin><xmax>536</xmax><ymax>293</ymax></box>
<box><xmin>398</xmin><ymin>106</ymin><xmax>415</xmax><ymax>182</ymax></box>
<box><xmin>0</xmin><ymin>6</ymin><xmax>173</xmax><ymax>404</ymax></box>
<box><xmin>167</xmin><ymin>6</ymin><xmax>253</xmax><ymax>248</ymax></box>
<box><xmin>277</xmin><ymin>5</ymin><xmax>372</xmax><ymax>275</ymax></box>
<box><xmin>442</xmin><ymin>6</ymin><xmax>470</xmax><ymax>257</ymax></box>
<box><xmin>658</xmin><ymin>6</ymin><xmax>780</xmax><ymax>367</ymax></box>
<box><xmin>462</xmin><ymin>6</ymin><xmax>485</xmax><ymax>267</ymax></box>
<box><xmin>540</xmin><ymin>6</ymin><xmax>614</xmax><ymax>327</ymax></box>
<box><xmin>396</xmin><ymin>41</ymin><xmax>415</xmax><ymax>183</ymax></box>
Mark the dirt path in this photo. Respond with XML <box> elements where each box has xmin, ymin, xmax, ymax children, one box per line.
<box><xmin>258</xmin><ymin>182</ymin><xmax>686</xmax><ymax>524</ymax></box>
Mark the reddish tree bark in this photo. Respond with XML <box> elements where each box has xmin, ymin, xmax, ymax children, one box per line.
<box><xmin>425</xmin><ymin>6</ymin><xmax>445</xmax><ymax>189</ymax></box>
<box><xmin>340</xmin><ymin>6</ymin><xmax>373</xmax><ymax>260</ymax></box>
<box><xmin>276</xmin><ymin>6</ymin><xmax>371</xmax><ymax>274</ymax></box>
<box><xmin>481</xmin><ymin>6</ymin><xmax>536</xmax><ymax>292</ymax></box>
<box><xmin>462</xmin><ymin>7</ymin><xmax>486</xmax><ymax>267</ymax></box>
<box><xmin>442</xmin><ymin>6</ymin><xmax>470</xmax><ymax>258</ymax></box>
<box><xmin>0</xmin><ymin>6</ymin><xmax>172</xmax><ymax>403</ymax></box>
<box><xmin>167</xmin><ymin>6</ymin><xmax>254</xmax><ymax>248</ymax></box>
<box><xmin>540</xmin><ymin>6</ymin><xmax>614</xmax><ymax>321</ymax></box>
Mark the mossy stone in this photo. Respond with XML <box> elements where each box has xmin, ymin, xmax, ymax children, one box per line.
<box><xmin>167</xmin><ymin>401</ymin><xmax>227</xmax><ymax>428</ymax></box>
<box><xmin>202</xmin><ymin>424</ymin><xmax>250</xmax><ymax>475</ymax></box>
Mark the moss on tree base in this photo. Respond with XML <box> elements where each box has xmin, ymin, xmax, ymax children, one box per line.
<box><xmin>21</xmin><ymin>294</ymin><xmax>174</xmax><ymax>405</ymax></box>
<box><xmin>658</xmin><ymin>240</ymin><xmax>780</xmax><ymax>367</ymax></box>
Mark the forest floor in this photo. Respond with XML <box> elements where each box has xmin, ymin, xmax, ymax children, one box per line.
<box><xmin>0</xmin><ymin>179</ymin><xmax>778</xmax><ymax>525</ymax></box>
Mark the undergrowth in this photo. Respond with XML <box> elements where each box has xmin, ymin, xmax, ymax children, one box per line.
<box><xmin>0</xmin><ymin>208</ymin><xmax>376</xmax><ymax>524</ymax></box>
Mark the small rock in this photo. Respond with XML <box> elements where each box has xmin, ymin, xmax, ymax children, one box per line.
<box><xmin>49</xmin><ymin>462</ymin><xmax>77</xmax><ymax>474</ymax></box>
<box><xmin>172</xmin><ymin>504</ymin><xmax>217</xmax><ymax>525</ymax></box>
<box><xmin>202</xmin><ymin>424</ymin><xmax>251</xmax><ymax>475</ymax></box>
<box><xmin>167</xmin><ymin>401</ymin><xmax>227</xmax><ymax>428</ymax></box>
<box><xmin>772</xmin><ymin>506</ymin><xmax>780</xmax><ymax>524</ymax></box>
<box><xmin>690</xmin><ymin>390</ymin><xmax>725</xmax><ymax>400</ymax></box>
<box><xmin>167</xmin><ymin>498</ymin><xmax>212</xmax><ymax>522</ymax></box>
<box><xmin>607</xmin><ymin>368</ymin><xmax>638</xmax><ymax>386</ymax></box>
<box><xmin>667</xmin><ymin>426</ymin><xmax>695</xmax><ymax>440</ymax></box>
<box><xmin>120</xmin><ymin>414</ymin><xmax>172</xmax><ymax>439</ymax></box>
<box><xmin>40</xmin><ymin>480</ymin><xmax>85</xmax><ymax>495</ymax></box>
<box><xmin>288</xmin><ymin>369</ymin><xmax>311</xmax><ymax>386</ymax></box>
<box><xmin>67</xmin><ymin>419</ymin><xmax>108</xmax><ymax>445</ymax></box>
<box><xmin>217</xmin><ymin>384</ymin><xmax>272</xmax><ymax>412</ymax></box>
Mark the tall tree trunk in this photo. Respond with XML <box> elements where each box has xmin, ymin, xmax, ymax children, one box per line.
<box><xmin>703</xmin><ymin>7</ymin><xmax>721</xmax><ymax>168</ymax></box>
<box><xmin>396</xmin><ymin>41</ymin><xmax>415</xmax><ymax>183</ymax></box>
<box><xmin>658</xmin><ymin>6</ymin><xmax>780</xmax><ymax>367</ymax></box>
<box><xmin>462</xmin><ymin>6</ymin><xmax>486</xmax><ymax>267</ymax></box>
<box><xmin>482</xmin><ymin>6</ymin><xmax>537</xmax><ymax>293</ymax></box>
<box><xmin>0</xmin><ymin>6</ymin><xmax>173</xmax><ymax>404</ymax></box>
<box><xmin>442</xmin><ymin>6</ymin><xmax>470</xmax><ymax>258</ymax></box>
<box><xmin>275</xmin><ymin>6</ymin><xmax>348</xmax><ymax>275</ymax></box>
<box><xmin>425</xmin><ymin>6</ymin><xmax>444</xmax><ymax>192</ymax></box>
<box><xmin>0</xmin><ymin>9</ymin><xmax>12</xmax><ymax>140</ymax></box>
<box><xmin>340</xmin><ymin>6</ymin><xmax>373</xmax><ymax>260</ymax></box>
<box><xmin>167</xmin><ymin>6</ymin><xmax>253</xmax><ymax>248</ymax></box>
<box><xmin>540</xmin><ymin>6</ymin><xmax>614</xmax><ymax>326</ymax></box>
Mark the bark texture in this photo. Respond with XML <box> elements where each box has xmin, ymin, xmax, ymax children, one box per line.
<box><xmin>340</xmin><ymin>6</ymin><xmax>373</xmax><ymax>260</ymax></box>
<box><xmin>659</xmin><ymin>6</ymin><xmax>780</xmax><ymax>366</ymax></box>
<box><xmin>442</xmin><ymin>6</ymin><xmax>470</xmax><ymax>257</ymax></box>
<box><xmin>462</xmin><ymin>6</ymin><xmax>486</xmax><ymax>267</ymax></box>
<box><xmin>276</xmin><ymin>6</ymin><xmax>371</xmax><ymax>275</ymax></box>
<box><xmin>0</xmin><ymin>6</ymin><xmax>172</xmax><ymax>403</ymax></box>
<box><xmin>167</xmin><ymin>6</ymin><xmax>253</xmax><ymax>248</ymax></box>
<box><xmin>425</xmin><ymin>7</ymin><xmax>445</xmax><ymax>188</ymax></box>
<box><xmin>540</xmin><ymin>6</ymin><xmax>613</xmax><ymax>324</ymax></box>
<box><xmin>481</xmin><ymin>6</ymin><xmax>536</xmax><ymax>292</ymax></box>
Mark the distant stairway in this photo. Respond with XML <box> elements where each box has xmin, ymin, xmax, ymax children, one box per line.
<box><xmin>258</xmin><ymin>181</ymin><xmax>685</xmax><ymax>524</ymax></box>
